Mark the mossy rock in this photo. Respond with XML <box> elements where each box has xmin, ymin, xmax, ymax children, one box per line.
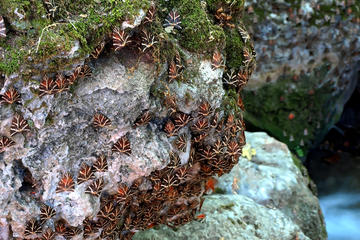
<box><xmin>243</xmin><ymin>63</ymin><xmax>343</xmax><ymax>157</ymax></box>
<box><xmin>0</xmin><ymin>0</ymin><xmax>249</xmax><ymax>81</ymax></box>
<box><xmin>0</xmin><ymin>0</ymin><xmax>151</xmax><ymax>77</ymax></box>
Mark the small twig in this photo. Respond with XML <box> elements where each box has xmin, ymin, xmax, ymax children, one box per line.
<box><xmin>35</xmin><ymin>23</ymin><xmax>59</xmax><ymax>53</ymax></box>
<box><xmin>69</xmin><ymin>20</ymin><xmax>77</xmax><ymax>30</ymax></box>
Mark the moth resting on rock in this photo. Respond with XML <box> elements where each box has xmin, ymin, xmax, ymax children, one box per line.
<box><xmin>0</xmin><ymin>16</ymin><xmax>6</xmax><ymax>38</ymax></box>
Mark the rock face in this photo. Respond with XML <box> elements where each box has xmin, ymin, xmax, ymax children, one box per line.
<box><xmin>216</xmin><ymin>132</ymin><xmax>326</xmax><ymax>239</ymax></box>
<box><xmin>0</xmin><ymin>0</ymin><xmax>257</xmax><ymax>239</ymax></box>
<box><xmin>135</xmin><ymin>132</ymin><xmax>326</xmax><ymax>240</ymax></box>
<box><xmin>0</xmin><ymin>49</ymin><xmax>231</xmax><ymax>239</ymax></box>
<box><xmin>242</xmin><ymin>0</ymin><xmax>360</xmax><ymax>157</ymax></box>
<box><xmin>0</xmin><ymin>0</ymin><xmax>327</xmax><ymax>239</ymax></box>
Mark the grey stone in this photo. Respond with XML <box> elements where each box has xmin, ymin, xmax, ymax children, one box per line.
<box><xmin>216</xmin><ymin>132</ymin><xmax>326</xmax><ymax>240</ymax></box>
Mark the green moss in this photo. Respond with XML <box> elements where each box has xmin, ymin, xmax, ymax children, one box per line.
<box><xmin>321</xmin><ymin>223</ymin><xmax>328</xmax><ymax>240</ymax></box>
<box><xmin>221</xmin><ymin>88</ymin><xmax>241</xmax><ymax>114</ymax></box>
<box><xmin>179</xmin><ymin>2</ymin><xmax>225</xmax><ymax>53</ymax></box>
<box><xmin>0</xmin><ymin>0</ymin><xmax>150</xmax><ymax>76</ymax></box>
<box><xmin>0</xmin><ymin>0</ymin><xmax>48</xmax><ymax>23</ymax></box>
<box><xmin>150</xmin><ymin>83</ymin><xmax>164</xmax><ymax>99</ymax></box>
<box><xmin>0</xmin><ymin>0</ymin><xmax>250</xmax><ymax>79</ymax></box>
<box><xmin>214</xmin><ymin>187</ymin><xmax>226</xmax><ymax>194</ymax></box>
<box><xmin>44</xmin><ymin>112</ymin><xmax>54</xmax><ymax>126</ymax></box>
<box><xmin>0</xmin><ymin>46</ymin><xmax>26</xmax><ymax>75</ymax></box>
<box><xmin>27</xmin><ymin>119</ymin><xmax>35</xmax><ymax>128</ymax></box>
<box><xmin>35</xmin><ymin>28</ymin><xmax>69</xmax><ymax>59</ymax></box>
<box><xmin>205</xmin><ymin>0</ymin><xmax>244</xmax><ymax>12</ymax></box>
<box><xmin>221</xmin><ymin>203</ymin><xmax>235</xmax><ymax>210</ymax></box>
<box><xmin>291</xmin><ymin>153</ymin><xmax>305</xmax><ymax>172</ymax></box>
<box><xmin>158</xmin><ymin>0</ymin><xmax>226</xmax><ymax>53</ymax></box>
<box><xmin>243</xmin><ymin>63</ymin><xmax>337</xmax><ymax>156</ymax></box>
<box><xmin>224</xmin><ymin>28</ymin><xmax>244</xmax><ymax>69</ymax></box>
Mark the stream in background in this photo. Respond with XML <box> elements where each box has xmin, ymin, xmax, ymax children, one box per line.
<box><xmin>307</xmin><ymin>82</ymin><xmax>360</xmax><ymax>240</ymax></box>
<box><xmin>320</xmin><ymin>193</ymin><xmax>360</xmax><ymax>240</ymax></box>
<box><xmin>308</xmin><ymin>151</ymin><xmax>360</xmax><ymax>240</ymax></box>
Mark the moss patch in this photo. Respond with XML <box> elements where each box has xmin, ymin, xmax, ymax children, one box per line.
<box><xmin>243</xmin><ymin>63</ymin><xmax>338</xmax><ymax>157</ymax></box>
<box><xmin>158</xmin><ymin>0</ymin><xmax>227</xmax><ymax>53</ymax></box>
<box><xmin>224</xmin><ymin>28</ymin><xmax>244</xmax><ymax>69</ymax></box>
<box><xmin>221</xmin><ymin>88</ymin><xmax>241</xmax><ymax>114</ymax></box>
<box><xmin>291</xmin><ymin>153</ymin><xmax>306</xmax><ymax>173</ymax></box>
<box><xmin>179</xmin><ymin>0</ymin><xmax>225</xmax><ymax>52</ymax></box>
<box><xmin>0</xmin><ymin>0</ymin><xmax>150</xmax><ymax>77</ymax></box>
<box><xmin>214</xmin><ymin>187</ymin><xmax>226</xmax><ymax>194</ymax></box>
<box><xmin>0</xmin><ymin>0</ymin><xmax>252</xmax><ymax>77</ymax></box>
<box><xmin>205</xmin><ymin>0</ymin><xmax>244</xmax><ymax>12</ymax></box>
<box><xmin>0</xmin><ymin>45</ymin><xmax>26</xmax><ymax>75</ymax></box>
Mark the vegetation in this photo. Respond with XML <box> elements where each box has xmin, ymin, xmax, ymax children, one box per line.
<box><xmin>0</xmin><ymin>0</ymin><xmax>150</xmax><ymax>76</ymax></box>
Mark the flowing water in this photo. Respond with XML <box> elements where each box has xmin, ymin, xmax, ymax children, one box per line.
<box><xmin>320</xmin><ymin>193</ymin><xmax>360</xmax><ymax>240</ymax></box>
<box><xmin>307</xmin><ymin>150</ymin><xmax>360</xmax><ymax>240</ymax></box>
<box><xmin>307</xmin><ymin>82</ymin><xmax>360</xmax><ymax>240</ymax></box>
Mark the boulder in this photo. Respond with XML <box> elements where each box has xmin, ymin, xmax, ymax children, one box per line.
<box><xmin>0</xmin><ymin>0</ymin><xmax>253</xmax><ymax>239</ymax></box>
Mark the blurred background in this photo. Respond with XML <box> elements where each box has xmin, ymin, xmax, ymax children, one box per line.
<box><xmin>242</xmin><ymin>0</ymin><xmax>360</xmax><ymax>239</ymax></box>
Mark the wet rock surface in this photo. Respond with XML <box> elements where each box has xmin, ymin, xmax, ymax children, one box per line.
<box><xmin>135</xmin><ymin>194</ymin><xmax>312</xmax><ymax>240</ymax></box>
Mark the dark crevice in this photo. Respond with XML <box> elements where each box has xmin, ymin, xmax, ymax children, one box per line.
<box><xmin>13</xmin><ymin>159</ymin><xmax>37</xmax><ymax>193</ymax></box>
<box><xmin>306</xmin><ymin>70</ymin><xmax>360</xmax><ymax>196</ymax></box>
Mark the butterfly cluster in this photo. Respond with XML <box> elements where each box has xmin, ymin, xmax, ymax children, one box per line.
<box><xmin>215</xmin><ymin>7</ymin><xmax>235</xmax><ymax>28</ymax></box>
<box><xmin>110</xmin><ymin>6</ymin><xmax>161</xmax><ymax>57</ymax></box>
<box><xmin>56</xmin><ymin>155</ymin><xmax>109</xmax><ymax>197</ymax></box>
<box><xmin>38</xmin><ymin>65</ymin><xmax>91</xmax><ymax>97</ymax></box>
<box><xmin>23</xmin><ymin>204</ymin><xmax>56</xmax><ymax>238</ymax></box>
<box><xmin>41</xmin><ymin>96</ymin><xmax>246</xmax><ymax>240</ymax></box>
<box><xmin>6</xmin><ymin>3</ymin><xmax>252</xmax><ymax>239</ymax></box>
